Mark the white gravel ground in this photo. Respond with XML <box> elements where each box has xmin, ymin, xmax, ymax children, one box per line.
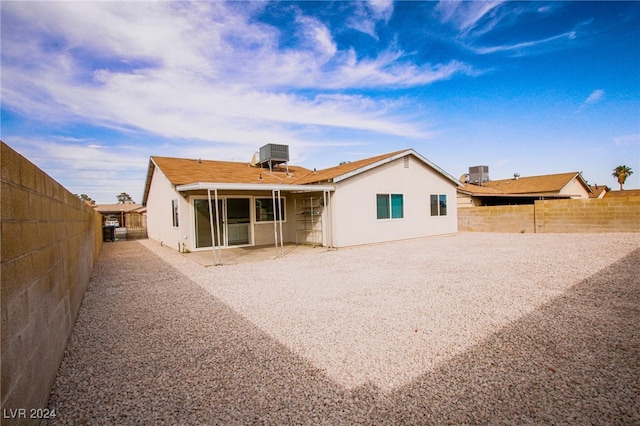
<box><xmin>44</xmin><ymin>232</ymin><xmax>640</xmax><ymax>424</ymax></box>
<box><xmin>140</xmin><ymin>233</ymin><xmax>640</xmax><ymax>392</ymax></box>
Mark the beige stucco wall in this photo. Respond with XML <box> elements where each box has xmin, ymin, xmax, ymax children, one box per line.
<box><xmin>560</xmin><ymin>177</ymin><xmax>590</xmax><ymax>199</ymax></box>
<box><xmin>145</xmin><ymin>165</ymin><xmax>184</xmax><ymax>251</ymax></box>
<box><xmin>1</xmin><ymin>141</ymin><xmax>103</xmax><ymax>423</ymax></box>
<box><xmin>330</xmin><ymin>155</ymin><xmax>458</xmax><ymax>248</ymax></box>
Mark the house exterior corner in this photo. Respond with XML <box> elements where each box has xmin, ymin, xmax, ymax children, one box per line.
<box><xmin>329</xmin><ymin>154</ymin><xmax>458</xmax><ymax>248</ymax></box>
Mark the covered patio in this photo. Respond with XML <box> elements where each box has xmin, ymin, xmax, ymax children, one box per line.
<box><xmin>175</xmin><ymin>183</ymin><xmax>334</xmax><ymax>265</ymax></box>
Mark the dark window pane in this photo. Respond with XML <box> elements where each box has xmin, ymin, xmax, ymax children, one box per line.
<box><xmin>430</xmin><ymin>194</ymin><xmax>438</xmax><ymax>216</ymax></box>
<box><xmin>439</xmin><ymin>194</ymin><xmax>447</xmax><ymax>216</ymax></box>
<box><xmin>391</xmin><ymin>194</ymin><xmax>403</xmax><ymax>218</ymax></box>
<box><xmin>377</xmin><ymin>194</ymin><xmax>390</xmax><ymax>219</ymax></box>
<box><xmin>255</xmin><ymin>198</ymin><xmax>285</xmax><ymax>222</ymax></box>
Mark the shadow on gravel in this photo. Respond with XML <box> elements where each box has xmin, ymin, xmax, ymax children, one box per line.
<box><xmin>44</xmin><ymin>243</ymin><xmax>639</xmax><ymax>425</ymax></box>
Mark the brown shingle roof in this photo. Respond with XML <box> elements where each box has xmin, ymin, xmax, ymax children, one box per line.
<box><xmin>457</xmin><ymin>183</ymin><xmax>504</xmax><ymax>195</ymax></box>
<box><xmin>604</xmin><ymin>189</ymin><xmax>640</xmax><ymax>198</ymax></box>
<box><xmin>151</xmin><ymin>156</ymin><xmax>313</xmax><ymax>186</ymax></box>
<box><xmin>294</xmin><ymin>150</ymin><xmax>407</xmax><ymax>184</ymax></box>
<box><xmin>151</xmin><ymin>150</ymin><xmax>412</xmax><ymax>187</ymax></box>
<box><xmin>589</xmin><ymin>185</ymin><xmax>608</xmax><ymax>198</ymax></box>
<box><xmin>480</xmin><ymin>172</ymin><xmax>584</xmax><ymax>194</ymax></box>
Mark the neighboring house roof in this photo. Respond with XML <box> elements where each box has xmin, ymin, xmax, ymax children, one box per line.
<box><xmin>589</xmin><ymin>185</ymin><xmax>608</xmax><ymax>198</ymax></box>
<box><xmin>143</xmin><ymin>149</ymin><xmax>461</xmax><ymax>205</ymax></box>
<box><xmin>94</xmin><ymin>204</ymin><xmax>146</xmax><ymax>213</ymax></box>
<box><xmin>480</xmin><ymin>172</ymin><xmax>591</xmax><ymax>195</ymax></box>
<box><xmin>457</xmin><ymin>183</ymin><xmax>504</xmax><ymax>195</ymax></box>
<box><xmin>604</xmin><ymin>189</ymin><xmax>640</xmax><ymax>198</ymax></box>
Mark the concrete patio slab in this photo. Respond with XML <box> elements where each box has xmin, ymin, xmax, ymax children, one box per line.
<box><xmin>183</xmin><ymin>243</ymin><xmax>323</xmax><ymax>266</ymax></box>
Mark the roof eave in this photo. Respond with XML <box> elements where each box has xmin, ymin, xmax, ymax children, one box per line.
<box><xmin>176</xmin><ymin>182</ymin><xmax>335</xmax><ymax>192</ymax></box>
<box><xmin>141</xmin><ymin>158</ymin><xmax>158</xmax><ymax>207</ymax></box>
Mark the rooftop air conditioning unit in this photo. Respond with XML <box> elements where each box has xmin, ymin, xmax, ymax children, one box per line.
<box><xmin>468</xmin><ymin>165</ymin><xmax>489</xmax><ymax>184</ymax></box>
<box><xmin>259</xmin><ymin>144</ymin><xmax>289</xmax><ymax>171</ymax></box>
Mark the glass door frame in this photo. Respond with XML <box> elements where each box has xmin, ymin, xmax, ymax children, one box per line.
<box><xmin>191</xmin><ymin>195</ymin><xmax>253</xmax><ymax>250</ymax></box>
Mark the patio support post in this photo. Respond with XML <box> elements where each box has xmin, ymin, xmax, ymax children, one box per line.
<box><xmin>214</xmin><ymin>188</ymin><xmax>222</xmax><ymax>264</ymax></box>
<box><xmin>207</xmin><ymin>188</ymin><xmax>223</xmax><ymax>265</ymax></box>
<box><xmin>272</xmin><ymin>190</ymin><xmax>278</xmax><ymax>256</ymax></box>
<box><xmin>277</xmin><ymin>189</ymin><xmax>284</xmax><ymax>255</ymax></box>
<box><xmin>272</xmin><ymin>189</ymin><xmax>284</xmax><ymax>257</ymax></box>
<box><xmin>207</xmin><ymin>189</ymin><xmax>218</xmax><ymax>265</ymax></box>
<box><xmin>323</xmin><ymin>190</ymin><xmax>332</xmax><ymax>248</ymax></box>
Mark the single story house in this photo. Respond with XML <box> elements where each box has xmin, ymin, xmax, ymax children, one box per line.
<box><xmin>94</xmin><ymin>203</ymin><xmax>147</xmax><ymax>227</ymax></box>
<box><xmin>457</xmin><ymin>171</ymin><xmax>592</xmax><ymax>207</ymax></box>
<box><xmin>142</xmin><ymin>146</ymin><xmax>461</xmax><ymax>256</ymax></box>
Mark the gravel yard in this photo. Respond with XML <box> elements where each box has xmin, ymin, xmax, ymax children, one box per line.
<box><xmin>45</xmin><ymin>233</ymin><xmax>640</xmax><ymax>424</ymax></box>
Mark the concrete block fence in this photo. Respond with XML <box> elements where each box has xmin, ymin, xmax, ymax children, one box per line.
<box><xmin>1</xmin><ymin>141</ymin><xmax>103</xmax><ymax>424</ymax></box>
<box><xmin>458</xmin><ymin>197</ymin><xmax>640</xmax><ymax>233</ymax></box>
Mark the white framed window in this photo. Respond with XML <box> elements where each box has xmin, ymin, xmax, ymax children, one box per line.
<box><xmin>376</xmin><ymin>194</ymin><xmax>403</xmax><ymax>219</ymax></box>
<box><xmin>255</xmin><ymin>197</ymin><xmax>286</xmax><ymax>222</ymax></box>
<box><xmin>430</xmin><ymin>194</ymin><xmax>447</xmax><ymax>216</ymax></box>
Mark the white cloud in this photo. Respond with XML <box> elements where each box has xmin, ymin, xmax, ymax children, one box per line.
<box><xmin>472</xmin><ymin>31</ymin><xmax>577</xmax><ymax>55</ymax></box>
<box><xmin>1</xmin><ymin>0</ymin><xmax>462</xmax><ymax>149</ymax></box>
<box><xmin>584</xmin><ymin>89</ymin><xmax>605</xmax><ymax>105</ymax></box>
<box><xmin>436</xmin><ymin>0</ymin><xmax>506</xmax><ymax>33</ymax></box>
<box><xmin>575</xmin><ymin>89</ymin><xmax>605</xmax><ymax>113</ymax></box>
<box><xmin>8</xmin><ymin>136</ymin><xmax>150</xmax><ymax>204</ymax></box>
<box><xmin>347</xmin><ymin>0</ymin><xmax>394</xmax><ymax>39</ymax></box>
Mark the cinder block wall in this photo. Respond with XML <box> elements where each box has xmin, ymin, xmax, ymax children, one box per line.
<box><xmin>535</xmin><ymin>197</ymin><xmax>640</xmax><ymax>232</ymax></box>
<box><xmin>458</xmin><ymin>204</ymin><xmax>535</xmax><ymax>233</ymax></box>
<box><xmin>458</xmin><ymin>197</ymin><xmax>640</xmax><ymax>233</ymax></box>
<box><xmin>1</xmin><ymin>141</ymin><xmax>103</xmax><ymax>423</ymax></box>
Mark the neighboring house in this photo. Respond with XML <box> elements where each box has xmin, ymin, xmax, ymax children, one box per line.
<box><xmin>458</xmin><ymin>172</ymin><xmax>592</xmax><ymax>207</ymax></box>
<box><xmin>94</xmin><ymin>203</ymin><xmax>147</xmax><ymax>227</ymax></box>
<box><xmin>589</xmin><ymin>185</ymin><xmax>609</xmax><ymax>199</ymax></box>
<box><xmin>142</xmin><ymin>146</ymin><xmax>461</xmax><ymax>252</ymax></box>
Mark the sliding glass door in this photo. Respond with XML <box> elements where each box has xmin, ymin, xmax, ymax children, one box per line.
<box><xmin>194</xmin><ymin>198</ymin><xmax>251</xmax><ymax>248</ymax></box>
<box><xmin>226</xmin><ymin>198</ymin><xmax>250</xmax><ymax>246</ymax></box>
<box><xmin>194</xmin><ymin>199</ymin><xmax>223</xmax><ymax>249</ymax></box>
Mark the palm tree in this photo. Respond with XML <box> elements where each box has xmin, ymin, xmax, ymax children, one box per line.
<box><xmin>612</xmin><ymin>165</ymin><xmax>633</xmax><ymax>190</ymax></box>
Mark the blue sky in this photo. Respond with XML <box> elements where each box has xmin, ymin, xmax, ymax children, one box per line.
<box><xmin>2</xmin><ymin>1</ymin><xmax>639</xmax><ymax>203</ymax></box>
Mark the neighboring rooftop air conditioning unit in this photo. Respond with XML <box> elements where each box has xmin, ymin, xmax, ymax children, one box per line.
<box><xmin>468</xmin><ymin>165</ymin><xmax>489</xmax><ymax>184</ymax></box>
<box><xmin>259</xmin><ymin>144</ymin><xmax>289</xmax><ymax>171</ymax></box>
